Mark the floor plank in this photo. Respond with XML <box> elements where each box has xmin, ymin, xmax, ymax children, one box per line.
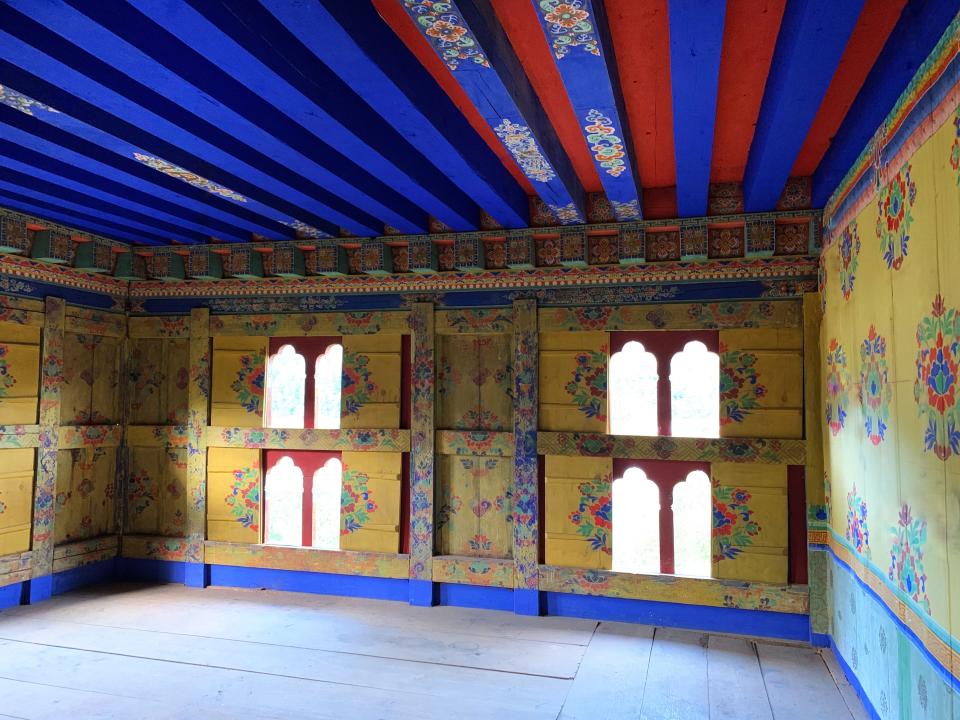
<box><xmin>706</xmin><ymin>636</ymin><xmax>773</xmax><ymax>720</ymax></box>
<box><xmin>821</xmin><ymin>647</ymin><xmax>871</xmax><ymax>720</ymax></box>
<box><xmin>757</xmin><ymin>642</ymin><xmax>853</xmax><ymax>720</ymax></box>
<box><xmin>639</xmin><ymin>628</ymin><xmax>710</xmax><ymax>720</ymax></box>
<box><xmin>0</xmin><ymin>584</ymin><xmax>868</xmax><ymax>719</ymax></box>
<box><xmin>559</xmin><ymin>622</ymin><xmax>654</xmax><ymax>719</ymax></box>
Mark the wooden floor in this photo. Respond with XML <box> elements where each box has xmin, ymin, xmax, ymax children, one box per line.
<box><xmin>0</xmin><ymin>583</ymin><xmax>866</xmax><ymax>719</ymax></box>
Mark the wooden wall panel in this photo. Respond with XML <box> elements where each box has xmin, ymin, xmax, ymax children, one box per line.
<box><xmin>128</xmin><ymin>337</ymin><xmax>189</xmax><ymax>425</ymax></box>
<box><xmin>210</xmin><ymin>336</ymin><xmax>266</xmax><ymax>427</ymax></box>
<box><xmin>719</xmin><ymin>328</ymin><xmax>803</xmax><ymax>438</ymax></box>
<box><xmin>339</xmin><ymin>450</ymin><xmax>401</xmax><ymax>553</ymax></box>
<box><xmin>206</xmin><ymin>447</ymin><xmax>261</xmax><ymax>544</ymax></box>
<box><xmin>0</xmin><ymin>322</ymin><xmax>40</xmax><ymax>425</ymax></box>
<box><xmin>54</xmin><ymin>447</ymin><xmax>116</xmax><ymax>544</ymax></box>
<box><xmin>436</xmin><ymin>454</ymin><xmax>513</xmax><ymax>558</ymax></box>
<box><xmin>60</xmin><ymin>332</ymin><xmax>121</xmax><ymax>425</ymax></box>
<box><xmin>436</xmin><ymin>334</ymin><xmax>511</xmax><ymax>431</ymax></box>
<box><xmin>712</xmin><ymin>462</ymin><xmax>788</xmax><ymax>583</ymax></box>
<box><xmin>544</xmin><ymin>455</ymin><xmax>612</xmax><ymax>569</ymax></box>
<box><xmin>340</xmin><ymin>335</ymin><xmax>401</xmax><ymax>429</ymax></box>
<box><xmin>539</xmin><ymin>331</ymin><xmax>608</xmax><ymax>432</ymax></box>
<box><xmin>125</xmin><ymin>446</ymin><xmax>189</xmax><ymax>536</ymax></box>
<box><xmin>0</xmin><ymin>447</ymin><xmax>35</xmax><ymax>554</ymax></box>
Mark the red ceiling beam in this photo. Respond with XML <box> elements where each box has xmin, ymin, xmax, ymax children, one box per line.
<box><xmin>711</xmin><ymin>0</ymin><xmax>786</xmax><ymax>183</ymax></box>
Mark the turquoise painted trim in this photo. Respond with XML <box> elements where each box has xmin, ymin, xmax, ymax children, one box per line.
<box><xmin>824</xmin><ymin>528</ymin><xmax>957</xmax><ymax>654</ymax></box>
<box><xmin>812</xmin><ymin>543</ymin><xmax>960</xmax><ymax>694</ymax></box>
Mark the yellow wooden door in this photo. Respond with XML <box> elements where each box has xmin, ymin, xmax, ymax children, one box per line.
<box><xmin>544</xmin><ymin>455</ymin><xmax>613</xmax><ymax>569</ymax></box>
<box><xmin>211</xmin><ymin>336</ymin><xmax>266</xmax><ymax>427</ymax></box>
<box><xmin>55</xmin><ymin>447</ymin><xmax>117</xmax><ymax>544</ymax></box>
<box><xmin>719</xmin><ymin>328</ymin><xmax>803</xmax><ymax>438</ymax></box>
<box><xmin>0</xmin><ymin>447</ymin><xmax>35</xmax><ymax>554</ymax></box>
<box><xmin>126</xmin><ymin>446</ymin><xmax>189</xmax><ymax>536</ymax></box>
<box><xmin>540</xmin><ymin>332</ymin><xmax>608</xmax><ymax>432</ymax></box>
<box><xmin>340</xmin><ymin>335</ymin><xmax>401</xmax><ymax>429</ymax></box>
<box><xmin>711</xmin><ymin>462</ymin><xmax>788</xmax><ymax>583</ymax></box>
<box><xmin>0</xmin><ymin>323</ymin><xmax>40</xmax><ymax>425</ymax></box>
<box><xmin>207</xmin><ymin>447</ymin><xmax>261</xmax><ymax>543</ymax></box>
<box><xmin>437</xmin><ymin>334</ymin><xmax>512</xmax><ymax>431</ymax></box>
<box><xmin>436</xmin><ymin>454</ymin><xmax>513</xmax><ymax>557</ymax></box>
<box><xmin>339</xmin><ymin>450</ymin><xmax>401</xmax><ymax>552</ymax></box>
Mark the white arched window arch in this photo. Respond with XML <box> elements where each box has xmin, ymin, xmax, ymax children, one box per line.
<box><xmin>264</xmin><ymin>456</ymin><xmax>303</xmax><ymax>546</ymax></box>
<box><xmin>670</xmin><ymin>341</ymin><xmax>719</xmax><ymax>437</ymax></box>
<box><xmin>265</xmin><ymin>344</ymin><xmax>306</xmax><ymax>429</ymax></box>
<box><xmin>612</xmin><ymin>467</ymin><xmax>660</xmax><ymax>574</ymax></box>
<box><xmin>311</xmin><ymin>457</ymin><xmax>342</xmax><ymax>549</ymax></box>
<box><xmin>314</xmin><ymin>343</ymin><xmax>343</xmax><ymax>429</ymax></box>
<box><xmin>672</xmin><ymin>470</ymin><xmax>712</xmax><ymax>577</ymax></box>
<box><xmin>609</xmin><ymin>341</ymin><xmax>659</xmax><ymax>435</ymax></box>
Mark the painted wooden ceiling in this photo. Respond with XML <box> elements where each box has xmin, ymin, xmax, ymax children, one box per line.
<box><xmin>0</xmin><ymin>0</ymin><xmax>955</xmax><ymax>246</ymax></box>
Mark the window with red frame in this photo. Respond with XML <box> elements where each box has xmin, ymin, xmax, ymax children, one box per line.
<box><xmin>264</xmin><ymin>450</ymin><xmax>342</xmax><ymax>548</ymax></box>
<box><xmin>608</xmin><ymin>331</ymin><xmax>720</xmax><ymax>438</ymax></box>
<box><xmin>611</xmin><ymin>459</ymin><xmax>712</xmax><ymax>577</ymax></box>
<box><xmin>264</xmin><ymin>337</ymin><xmax>343</xmax><ymax>429</ymax></box>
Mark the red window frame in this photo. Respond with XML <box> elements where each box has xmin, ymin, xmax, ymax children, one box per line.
<box><xmin>610</xmin><ymin>331</ymin><xmax>719</xmax><ymax>436</ymax></box>
<box><xmin>267</xmin><ymin>336</ymin><xmax>341</xmax><ymax>429</ymax></box>
<box><xmin>264</xmin><ymin>449</ymin><xmax>341</xmax><ymax>547</ymax></box>
<box><xmin>613</xmin><ymin>458</ymin><xmax>710</xmax><ymax>575</ymax></box>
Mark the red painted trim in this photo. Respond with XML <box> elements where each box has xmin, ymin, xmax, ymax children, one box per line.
<box><xmin>613</xmin><ymin>458</ymin><xmax>710</xmax><ymax>575</ymax></box>
<box><xmin>606</xmin><ymin>0</ymin><xmax>676</xmax><ymax>190</ymax></box>
<box><xmin>490</xmin><ymin>0</ymin><xmax>603</xmax><ymax>193</ymax></box>
<box><xmin>791</xmin><ymin>0</ymin><xmax>907</xmax><ymax>176</ymax></box>
<box><xmin>371</xmin><ymin>0</ymin><xmax>536</xmax><ymax>195</ymax></box>
<box><xmin>711</xmin><ymin>0</ymin><xmax>786</xmax><ymax>183</ymax></box>
<box><xmin>267</xmin><ymin>336</ymin><xmax>341</xmax><ymax>429</ymax></box>
<box><xmin>611</xmin><ymin>330</ymin><xmax>719</xmax><ymax>437</ymax></box>
<box><xmin>263</xmin><ymin>449</ymin><xmax>341</xmax><ymax>548</ymax></box>
<box><xmin>787</xmin><ymin>464</ymin><xmax>807</xmax><ymax>584</ymax></box>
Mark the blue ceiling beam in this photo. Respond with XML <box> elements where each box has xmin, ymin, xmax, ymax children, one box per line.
<box><xmin>0</xmin><ymin>193</ymin><xmax>167</xmax><ymax>246</ymax></box>
<box><xmin>813</xmin><ymin>0</ymin><xmax>960</xmax><ymax>206</ymax></box>
<box><xmin>0</xmin><ymin>169</ymin><xmax>204</xmax><ymax>244</ymax></box>
<box><xmin>261</xmin><ymin>0</ymin><xmax>528</xmax><ymax>229</ymax></box>
<box><xmin>77</xmin><ymin>0</ymin><xmax>470</xmax><ymax>233</ymax></box>
<box><xmin>400</xmin><ymin>0</ymin><xmax>586</xmax><ymax>224</ymax></box>
<box><xmin>667</xmin><ymin>0</ymin><xmax>726</xmax><ymax>217</ymax></box>
<box><xmin>743</xmin><ymin>0</ymin><xmax>865</xmax><ymax>212</ymax></box>
<box><xmin>529</xmin><ymin>0</ymin><xmax>642</xmax><ymax>221</ymax></box>
<box><xmin>0</xmin><ymin>4</ymin><xmax>382</xmax><ymax>237</ymax></box>
<box><xmin>0</xmin><ymin>104</ymin><xmax>277</xmax><ymax>241</ymax></box>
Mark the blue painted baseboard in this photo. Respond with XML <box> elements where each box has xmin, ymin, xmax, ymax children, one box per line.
<box><xmin>829</xmin><ymin>637</ymin><xmax>881</xmax><ymax>720</ymax></box>
<box><xmin>514</xmin><ymin>588</ymin><xmax>543</xmax><ymax>616</ymax></box>
<box><xmin>408</xmin><ymin>578</ymin><xmax>437</xmax><ymax>606</ymax></box>
<box><xmin>0</xmin><ymin>581</ymin><xmax>24</xmax><ymax>611</ymax></box>
<box><xmin>27</xmin><ymin>574</ymin><xmax>52</xmax><ymax>604</ymax></box>
<box><xmin>184</xmin><ymin>562</ymin><xmax>209</xmax><ymax>588</ymax></box>
<box><xmin>810</xmin><ymin>631</ymin><xmax>830</xmax><ymax>648</ymax></box>
<box><xmin>51</xmin><ymin>558</ymin><xmax>117</xmax><ymax>596</ymax></box>
<box><xmin>437</xmin><ymin>582</ymin><xmax>514</xmax><ymax>612</ymax></box>
<box><xmin>209</xmin><ymin>563</ymin><xmax>410</xmax><ymax>602</ymax></box>
<box><xmin>545</xmin><ymin>591</ymin><xmax>810</xmax><ymax>641</ymax></box>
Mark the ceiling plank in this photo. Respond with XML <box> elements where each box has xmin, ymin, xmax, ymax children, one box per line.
<box><xmin>743</xmin><ymin>0</ymin><xmax>865</xmax><ymax>212</ymax></box>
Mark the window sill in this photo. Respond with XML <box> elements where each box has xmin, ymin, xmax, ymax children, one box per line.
<box><xmin>206</xmin><ymin>426</ymin><xmax>410</xmax><ymax>452</ymax></box>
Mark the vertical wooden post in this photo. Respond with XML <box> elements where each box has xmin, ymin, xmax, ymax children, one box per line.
<box><xmin>408</xmin><ymin>302</ymin><xmax>436</xmax><ymax>606</ymax></box>
<box><xmin>802</xmin><ymin>292</ymin><xmax>828</xmax><ymax>642</ymax></box>
<box><xmin>115</xmin><ymin>318</ymin><xmax>131</xmax><ymax>538</ymax></box>
<box><xmin>185</xmin><ymin>307</ymin><xmax>210</xmax><ymax>587</ymax></box>
<box><xmin>512</xmin><ymin>299</ymin><xmax>541</xmax><ymax>615</ymax></box>
<box><xmin>29</xmin><ymin>297</ymin><xmax>64</xmax><ymax>603</ymax></box>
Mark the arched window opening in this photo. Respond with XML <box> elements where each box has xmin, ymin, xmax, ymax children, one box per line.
<box><xmin>672</xmin><ymin>470</ymin><xmax>712</xmax><ymax>578</ymax></box>
<box><xmin>670</xmin><ymin>341</ymin><xmax>720</xmax><ymax>438</ymax></box>
<box><xmin>609</xmin><ymin>341</ymin><xmax>658</xmax><ymax>435</ymax></box>
<box><xmin>264</xmin><ymin>456</ymin><xmax>303</xmax><ymax>546</ymax></box>
<box><xmin>314</xmin><ymin>343</ymin><xmax>343</xmax><ymax>429</ymax></box>
<box><xmin>265</xmin><ymin>344</ymin><xmax>306</xmax><ymax>429</ymax></box>
<box><xmin>612</xmin><ymin>467</ymin><xmax>660</xmax><ymax>574</ymax></box>
<box><xmin>311</xmin><ymin>458</ymin><xmax>342</xmax><ymax>550</ymax></box>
